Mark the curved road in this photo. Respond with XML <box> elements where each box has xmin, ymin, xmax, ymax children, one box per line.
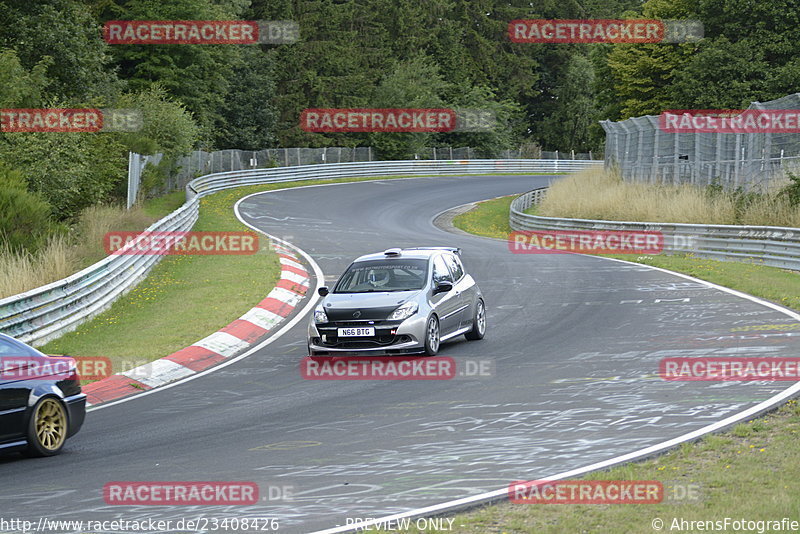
<box><xmin>3</xmin><ymin>174</ymin><xmax>800</xmax><ymax>533</ymax></box>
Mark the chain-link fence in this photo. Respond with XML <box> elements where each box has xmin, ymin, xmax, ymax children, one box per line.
<box><xmin>601</xmin><ymin>93</ymin><xmax>800</xmax><ymax>192</ymax></box>
<box><xmin>412</xmin><ymin>146</ymin><xmax>595</xmax><ymax>160</ymax></box>
<box><xmin>166</xmin><ymin>147</ymin><xmax>375</xmax><ymax>193</ymax></box>
<box><xmin>128</xmin><ymin>146</ymin><xmax>597</xmax><ymax>206</ymax></box>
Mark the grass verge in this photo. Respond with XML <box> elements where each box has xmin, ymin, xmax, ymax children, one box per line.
<box><xmin>442</xmin><ymin>194</ymin><xmax>800</xmax><ymax>534</ymax></box>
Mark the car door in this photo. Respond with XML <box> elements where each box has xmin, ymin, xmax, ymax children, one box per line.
<box><xmin>442</xmin><ymin>253</ymin><xmax>472</xmax><ymax>329</ymax></box>
<box><xmin>0</xmin><ymin>337</ymin><xmax>34</xmax><ymax>443</ymax></box>
<box><xmin>430</xmin><ymin>254</ymin><xmax>463</xmax><ymax>335</ymax></box>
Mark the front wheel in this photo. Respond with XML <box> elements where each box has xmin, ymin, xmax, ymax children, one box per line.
<box><xmin>424</xmin><ymin>315</ymin><xmax>440</xmax><ymax>355</ymax></box>
<box><xmin>24</xmin><ymin>397</ymin><xmax>68</xmax><ymax>457</ymax></box>
<box><xmin>464</xmin><ymin>299</ymin><xmax>486</xmax><ymax>341</ymax></box>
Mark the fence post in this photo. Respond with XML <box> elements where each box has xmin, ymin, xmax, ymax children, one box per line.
<box><xmin>693</xmin><ymin>130</ymin><xmax>701</xmax><ymax>186</ymax></box>
<box><xmin>651</xmin><ymin>118</ymin><xmax>660</xmax><ymax>184</ymax></box>
<box><xmin>126</xmin><ymin>151</ymin><xmax>137</xmax><ymax>209</ymax></box>
<box><xmin>733</xmin><ymin>133</ymin><xmax>742</xmax><ymax>190</ymax></box>
<box><xmin>673</xmin><ymin>130</ymin><xmax>680</xmax><ymax>184</ymax></box>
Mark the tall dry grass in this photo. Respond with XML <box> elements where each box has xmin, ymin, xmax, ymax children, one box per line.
<box><xmin>537</xmin><ymin>168</ymin><xmax>735</xmax><ymax>223</ymax></box>
<box><xmin>738</xmin><ymin>194</ymin><xmax>800</xmax><ymax>228</ymax></box>
<box><xmin>537</xmin><ymin>168</ymin><xmax>800</xmax><ymax>227</ymax></box>
<box><xmin>0</xmin><ymin>235</ymin><xmax>79</xmax><ymax>299</ymax></box>
<box><xmin>0</xmin><ymin>205</ymin><xmax>154</xmax><ymax>299</ymax></box>
<box><xmin>73</xmin><ymin>205</ymin><xmax>154</xmax><ymax>264</ymax></box>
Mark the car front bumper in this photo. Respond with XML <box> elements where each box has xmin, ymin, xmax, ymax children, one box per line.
<box><xmin>308</xmin><ymin>313</ymin><xmax>428</xmax><ymax>355</ymax></box>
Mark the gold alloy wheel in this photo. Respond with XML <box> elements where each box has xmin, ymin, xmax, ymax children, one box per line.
<box><xmin>34</xmin><ymin>398</ymin><xmax>67</xmax><ymax>451</ymax></box>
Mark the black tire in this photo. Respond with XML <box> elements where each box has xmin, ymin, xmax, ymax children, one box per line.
<box><xmin>24</xmin><ymin>397</ymin><xmax>68</xmax><ymax>457</ymax></box>
<box><xmin>423</xmin><ymin>315</ymin><xmax>440</xmax><ymax>356</ymax></box>
<box><xmin>464</xmin><ymin>298</ymin><xmax>486</xmax><ymax>341</ymax></box>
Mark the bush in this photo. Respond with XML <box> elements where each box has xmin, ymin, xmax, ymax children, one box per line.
<box><xmin>0</xmin><ymin>163</ymin><xmax>55</xmax><ymax>251</ymax></box>
<box><xmin>0</xmin><ymin>131</ymin><xmax>127</xmax><ymax>220</ymax></box>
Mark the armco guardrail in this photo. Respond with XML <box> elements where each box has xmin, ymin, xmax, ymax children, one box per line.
<box><xmin>510</xmin><ymin>187</ymin><xmax>800</xmax><ymax>270</ymax></box>
<box><xmin>1</xmin><ymin>159</ymin><xmax>600</xmax><ymax>346</ymax></box>
<box><xmin>185</xmin><ymin>159</ymin><xmax>600</xmax><ymax>199</ymax></box>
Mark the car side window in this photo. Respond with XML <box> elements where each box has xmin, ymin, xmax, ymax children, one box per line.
<box><xmin>432</xmin><ymin>255</ymin><xmax>453</xmax><ymax>284</ymax></box>
<box><xmin>444</xmin><ymin>254</ymin><xmax>464</xmax><ymax>281</ymax></box>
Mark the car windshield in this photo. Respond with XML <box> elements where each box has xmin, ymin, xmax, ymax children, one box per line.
<box><xmin>334</xmin><ymin>259</ymin><xmax>428</xmax><ymax>293</ymax></box>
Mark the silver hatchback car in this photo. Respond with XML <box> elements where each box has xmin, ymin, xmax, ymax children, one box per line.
<box><xmin>308</xmin><ymin>247</ymin><xmax>486</xmax><ymax>355</ymax></box>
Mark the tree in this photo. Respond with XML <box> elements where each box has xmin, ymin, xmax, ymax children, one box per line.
<box><xmin>0</xmin><ymin>0</ymin><xmax>120</xmax><ymax>103</ymax></box>
<box><xmin>213</xmin><ymin>46</ymin><xmax>277</xmax><ymax>150</ymax></box>
<box><xmin>367</xmin><ymin>55</ymin><xmax>449</xmax><ymax>159</ymax></box>
<box><xmin>537</xmin><ymin>54</ymin><xmax>599</xmax><ymax>151</ymax></box>
<box><xmin>0</xmin><ymin>49</ymin><xmax>50</xmax><ymax>108</ymax></box>
<box><xmin>105</xmin><ymin>0</ymin><xmax>243</xmax><ymax>145</ymax></box>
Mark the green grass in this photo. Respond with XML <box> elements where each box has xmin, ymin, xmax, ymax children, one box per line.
<box><xmin>142</xmin><ymin>190</ymin><xmax>186</xmax><ymax>218</ymax></box>
<box><xmin>453</xmin><ymin>196</ymin><xmax>516</xmax><ymax>239</ymax></box>
<box><xmin>438</xmin><ymin>194</ymin><xmax>800</xmax><ymax>534</ymax></box>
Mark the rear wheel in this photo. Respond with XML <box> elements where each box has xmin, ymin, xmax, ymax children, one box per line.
<box><xmin>24</xmin><ymin>397</ymin><xmax>67</xmax><ymax>457</ymax></box>
<box><xmin>465</xmin><ymin>299</ymin><xmax>486</xmax><ymax>341</ymax></box>
<box><xmin>424</xmin><ymin>315</ymin><xmax>440</xmax><ymax>355</ymax></box>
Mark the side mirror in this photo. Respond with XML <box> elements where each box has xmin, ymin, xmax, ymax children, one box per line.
<box><xmin>433</xmin><ymin>281</ymin><xmax>453</xmax><ymax>294</ymax></box>
<box><xmin>318</xmin><ymin>286</ymin><xmax>329</xmax><ymax>296</ymax></box>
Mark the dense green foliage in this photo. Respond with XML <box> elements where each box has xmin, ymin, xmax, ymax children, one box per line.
<box><xmin>0</xmin><ymin>162</ymin><xmax>55</xmax><ymax>252</ymax></box>
<box><xmin>0</xmin><ymin>0</ymin><xmax>797</xmax><ymax>253</ymax></box>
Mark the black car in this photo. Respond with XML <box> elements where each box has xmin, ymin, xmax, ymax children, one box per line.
<box><xmin>0</xmin><ymin>333</ymin><xmax>86</xmax><ymax>456</ymax></box>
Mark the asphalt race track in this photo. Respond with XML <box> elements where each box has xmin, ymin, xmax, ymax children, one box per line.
<box><xmin>3</xmin><ymin>174</ymin><xmax>800</xmax><ymax>533</ymax></box>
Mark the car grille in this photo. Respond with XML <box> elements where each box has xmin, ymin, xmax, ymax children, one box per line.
<box><xmin>314</xmin><ymin>334</ymin><xmax>412</xmax><ymax>348</ymax></box>
<box><xmin>331</xmin><ymin>320</ymin><xmax>390</xmax><ymax>327</ymax></box>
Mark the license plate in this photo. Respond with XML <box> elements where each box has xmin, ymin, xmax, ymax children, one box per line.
<box><xmin>338</xmin><ymin>327</ymin><xmax>375</xmax><ymax>337</ymax></box>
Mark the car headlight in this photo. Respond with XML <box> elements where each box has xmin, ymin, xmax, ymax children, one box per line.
<box><xmin>388</xmin><ymin>301</ymin><xmax>418</xmax><ymax>321</ymax></box>
<box><xmin>314</xmin><ymin>308</ymin><xmax>329</xmax><ymax>323</ymax></box>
